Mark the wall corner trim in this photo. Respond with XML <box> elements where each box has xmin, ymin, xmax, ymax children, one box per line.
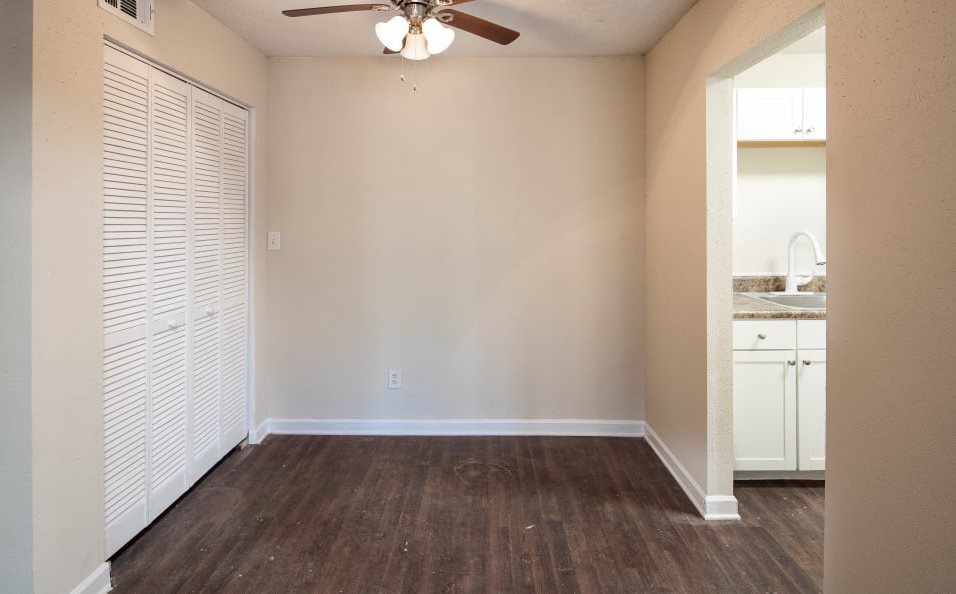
<box><xmin>70</xmin><ymin>562</ymin><xmax>111</xmax><ymax>594</ymax></box>
<box><xmin>249</xmin><ymin>418</ymin><xmax>645</xmax><ymax>440</ymax></box>
<box><xmin>644</xmin><ymin>424</ymin><xmax>740</xmax><ymax>521</ymax></box>
<box><xmin>248</xmin><ymin>419</ymin><xmax>270</xmax><ymax>444</ymax></box>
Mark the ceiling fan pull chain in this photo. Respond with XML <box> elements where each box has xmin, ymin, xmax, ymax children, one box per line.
<box><xmin>413</xmin><ymin>58</ymin><xmax>418</xmax><ymax>92</ymax></box>
<box><xmin>400</xmin><ymin>54</ymin><xmax>406</xmax><ymax>83</ymax></box>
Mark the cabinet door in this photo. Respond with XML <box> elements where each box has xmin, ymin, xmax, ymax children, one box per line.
<box><xmin>798</xmin><ymin>349</ymin><xmax>827</xmax><ymax>470</ymax></box>
<box><xmin>733</xmin><ymin>350</ymin><xmax>798</xmax><ymax>471</ymax></box>
<box><xmin>801</xmin><ymin>88</ymin><xmax>827</xmax><ymax>140</ymax></box>
<box><xmin>736</xmin><ymin>89</ymin><xmax>804</xmax><ymax>141</ymax></box>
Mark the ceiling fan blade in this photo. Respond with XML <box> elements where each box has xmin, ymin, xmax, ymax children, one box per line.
<box><xmin>283</xmin><ymin>4</ymin><xmax>390</xmax><ymax>17</ymax></box>
<box><xmin>440</xmin><ymin>9</ymin><xmax>520</xmax><ymax>45</ymax></box>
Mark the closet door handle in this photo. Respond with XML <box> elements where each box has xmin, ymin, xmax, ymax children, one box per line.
<box><xmin>167</xmin><ymin>319</ymin><xmax>181</xmax><ymax>330</ymax></box>
<box><xmin>205</xmin><ymin>306</ymin><xmax>215</xmax><ymax>317</ymax></box>
<box><xmin>803</xmin><ymin>360</ymin><xmax>812</xmax><ymax>366</ymax></box>
<box><xmin>788</xmin><ymin>360</ymin><xmax>797</xmax><ymax>367</ymax></box>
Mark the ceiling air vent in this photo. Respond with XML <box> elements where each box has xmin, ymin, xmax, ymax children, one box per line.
<box><xmin>99</xmin><ymin>0</ymin><xmax>154</xmax><ymax>35</ymax></box>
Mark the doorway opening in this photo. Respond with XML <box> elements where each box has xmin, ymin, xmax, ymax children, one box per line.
<box><xmin>731</xmin><ymin>27</ymin><xmax>827</xmax><ymax>482</ymax></box>
<box><xmin>703</xmin><ymin>6</ymin><xmax>826</xmax><ymax>519</ymax></box>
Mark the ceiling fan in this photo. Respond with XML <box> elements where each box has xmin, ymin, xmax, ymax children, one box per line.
<box><xmin>283</xmin><ymin>0</ymin><xmax>520</xmax><ymax>61</ymax></box>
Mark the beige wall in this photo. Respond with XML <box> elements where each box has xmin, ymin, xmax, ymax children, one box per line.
<box><xmin>825</xmin><ymin>0</ymin><xmax>956</xmax><ymax>590</ymax></box>
<box><xmin>1</xmin><ymin>1</ymin><xmax>34</xmax><ymax>591</ymax></box>
<box><xmin>645</xmin><ymin>0</ymin><xmax>821</xmax><ymax>489</ymax></box>
<box><xmin>263</xmin><ymin>57</ymin><xmax>645</xmax><ymax>422</ymax></box>
<box><xmin>30</xmin><ymin>1</ymin><xmax>269</xmax><ymax>591</ymax></box>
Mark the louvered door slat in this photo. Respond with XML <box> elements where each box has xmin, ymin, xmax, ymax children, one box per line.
<box><xmin>103</xmin><ymin>46</ymin><xmax>150</xmax><ymax>557</ymax></box>
<box><xmin>146</xmin><ymin>68</ymin><xmax>190</xmax><ymax>520</ymax></box>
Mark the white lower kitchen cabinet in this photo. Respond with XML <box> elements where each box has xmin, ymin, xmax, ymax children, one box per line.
<box><xmin>733</xmin><ymin>319</ymin><xmax>826</xmax><ymax>472</ymax></box>
<box><xmin>733</xmin><ymin>349</ymin><xmax>798</xmax><ymax>470</ymax></box>
<box><xmin>797</xmin><ymin>349</ymin><xmax>827</xmax><ymax>470</ymax></box>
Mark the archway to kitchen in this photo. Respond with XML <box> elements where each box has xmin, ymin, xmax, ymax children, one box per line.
<box><xmin>703</xmin><ymin>5</ymin><xmax>826</xmax><ymax>517</ymax></box>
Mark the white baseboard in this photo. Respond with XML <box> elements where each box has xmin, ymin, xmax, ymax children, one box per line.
<box><xmin>248</xmin><ymin>419</ymin><xmax>269</xmax><ymax>444</ymax></box>
<box><xmin>644</xmin><ymin>424</ymin><xmax>739</xmax><ymax>521</ymax></box>
<box><xmin>251</xmin><ymin>418</ymin><xmax>645</xmax><ymax>440</ymax></box>
<box><xmin>71</xmin><ymin>562</ymin><xmax>111</xmax><ymax>594</ymax></box>
<box><xmin>735</xmin><ymin>470</ymin><xmax>825</xmax><ymax>481</ymax></box>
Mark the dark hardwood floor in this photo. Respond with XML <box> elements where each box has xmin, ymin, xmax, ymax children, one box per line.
<box><xmin>111</xmin><ymin>436</ymin><xmax>824</xmax><ymax>593</ymax></box>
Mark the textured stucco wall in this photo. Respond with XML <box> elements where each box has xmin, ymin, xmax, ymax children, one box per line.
<box><xmin>824</xmin><ymin>1</ymin><xmax>956</xmax><ymax>590</ymax></box>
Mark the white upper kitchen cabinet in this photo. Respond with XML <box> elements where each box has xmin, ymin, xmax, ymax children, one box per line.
<box><xmin>736</xmin><ymin>88</ymin><xmax>826</xmax><ymax>142</ymax></box>
<box><xmin>801</xmin><ymin>88</ymin><xmax>827</xmax><ymax>140</ymax></box>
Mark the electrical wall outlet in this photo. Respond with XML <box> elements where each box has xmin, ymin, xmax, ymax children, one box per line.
<box><xmin>387</xmin><ymin>369</ymin><xmax>402</xmax><ymax>390</ymax></box>
<box><xmin>267</xmin><ymin>231</ymin><xmax>281</xmax><ymax>251</ymax></box>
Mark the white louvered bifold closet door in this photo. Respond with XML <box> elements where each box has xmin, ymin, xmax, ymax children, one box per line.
<box><xmin>146</xmin><ymin>68</ymin><xmax>191</xmax><ymax>519</ymax></box>
<box><xmin>219</xmin><ymin>101</ymin><xmax>249</xmax><ymax>449</ymax></box>
<box><xmin>189</xmin><ymin>88</ymin><xmax>224</xmax><ymax>480</ymax></box>
<box><xmin>103</xmin><ymin>45</ymin><xmax>250</xmax><ymax>557</ymax></box>
<box><xmin>103</xmin><ymin>46</ymin><xmax>151</xmax><ymax>555</ymax></box>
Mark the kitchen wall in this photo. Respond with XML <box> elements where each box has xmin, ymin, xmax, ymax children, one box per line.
<box><xmin>825</xmin><ymin>0</ymin><xmax>956</xmax><ymax>590</ymax></box>
<box><xmin>645</xmin><ymin>0</ymin><xmax>822</xmax><ymax>495</ymax></box>
<box><xmin>733</xmin><ymin>52</ymin><xmax>825</xmax><ymax>88</ymax></box>
<box><xmin>734</xmin><ymin>147</ymin><xmax>826</xmax><ymax>275</ymax></box>
<box><xmin>734</xmin><ymin>52</ymin><xmax>826</xmax><ymax>276</ymax></box>
<box><xmin>263</xmin><ymin>57</ymin><xmax>645</xmax><ymax>423</ymax></box>
<box><xmin>30</xmin><ymin>1</ymin><xmax>270</xmax><ymax>592</ymax></box>
<box><xmin>0</xmin><ymin>2</ymin><xmax>34</xmax><ymax>591</ymax></box>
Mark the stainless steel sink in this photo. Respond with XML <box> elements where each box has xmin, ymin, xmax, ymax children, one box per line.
<box><xmin>744</xmin><ymin>293</ymin><xmax>827</xmax><ymax>310</ymax></box>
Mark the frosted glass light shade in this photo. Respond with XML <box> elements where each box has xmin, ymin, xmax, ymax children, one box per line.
<box><xmin>375</xmin><ymin>16</ymin><xmax>410</xmax><ymax>52</ymax></box>
<box><xmin>422</xmin><ymin>18</ymin><xmax>455</xmax><ymax>55</ymax></box>
<box><xmin>401</xmin><ymin>33</ymin><xmax>430</xmax><ymax>61</ymax></box>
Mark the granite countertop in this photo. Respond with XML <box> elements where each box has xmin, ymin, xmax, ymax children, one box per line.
<box><xmin>732</xmin><ymin>276</ymin><xmax>827</xmax><ymax>320</ymax></box>
<box><xmin>733</xmin><ymin>293</ymin><xmax>827</xmax><ymax>320</ymax></box>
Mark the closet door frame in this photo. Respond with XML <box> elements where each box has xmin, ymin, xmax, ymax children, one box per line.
<box><xmin>103</xmin><ymin>39</ymin><xmax>255</xmax><ymax>554</ymax></box>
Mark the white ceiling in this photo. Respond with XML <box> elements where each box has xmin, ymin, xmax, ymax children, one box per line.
<box><xmin>191</xmin><ymin>0</ymin><xmax>699</xmax><ymax>58</ymax></box>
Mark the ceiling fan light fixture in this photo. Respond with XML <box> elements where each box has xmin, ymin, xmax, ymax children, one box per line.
<box><xmin>401</xmin><ymin>33</ymin><xmax>430</xmax><ymax>61</ymax></box>
<box><xmin>375</xmin><ymin>15</ymin><xmax>409</xmax><ymax>52</ymax></box>
<box><xmin>422</xmin><ymin>18</ymin><xmax>455</xmax><ymax>55</ymax></box>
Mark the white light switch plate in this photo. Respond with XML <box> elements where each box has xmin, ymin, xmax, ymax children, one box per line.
<box><xmin>267</xmin><ymin>232</ymin><xmax>281</xmax><ymax>251</ymax></box>
<box><xmin>388</xmin><ymin>369</ymin><xmax>402</xmax><ymax>390</ymax></box>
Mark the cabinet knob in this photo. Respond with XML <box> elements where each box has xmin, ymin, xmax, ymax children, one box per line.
<box><xmin>794</xmin><ymin>128</ymin><xmax>804</xmax><ymax>134</ymax></box>
<box><xmin>803</xmin><ymin>360</ymin><xmax>812</xmax><ymax>366</ymax></box>
<box><xmin>167</xmin><ymin>320</ymin><xmax>180</xmax><ymax>330</ymax></box>
<box><xmin>805</xmin><ymin>127</ymin><xmax>815</xmax><ymax>134</ymax></box>
<box><xmin>205</xmin><ymin>306</ymin><xmax>215</xmax><ymax>317</ymax></box>
<box><xmin>788</xmin><ymin>360</ymin><xmax>797</xmax><ymax>366</ymax></box>
<box><xmin>758</xmin><ymin>334</ymin><xmax>767</xmax><ymax>340</ymax></box>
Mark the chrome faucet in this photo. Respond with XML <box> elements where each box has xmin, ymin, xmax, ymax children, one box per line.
<box><xmin>784</xmin><ymin>231</ymin><xmax>827</xmax><ymax>294</ymax></box>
